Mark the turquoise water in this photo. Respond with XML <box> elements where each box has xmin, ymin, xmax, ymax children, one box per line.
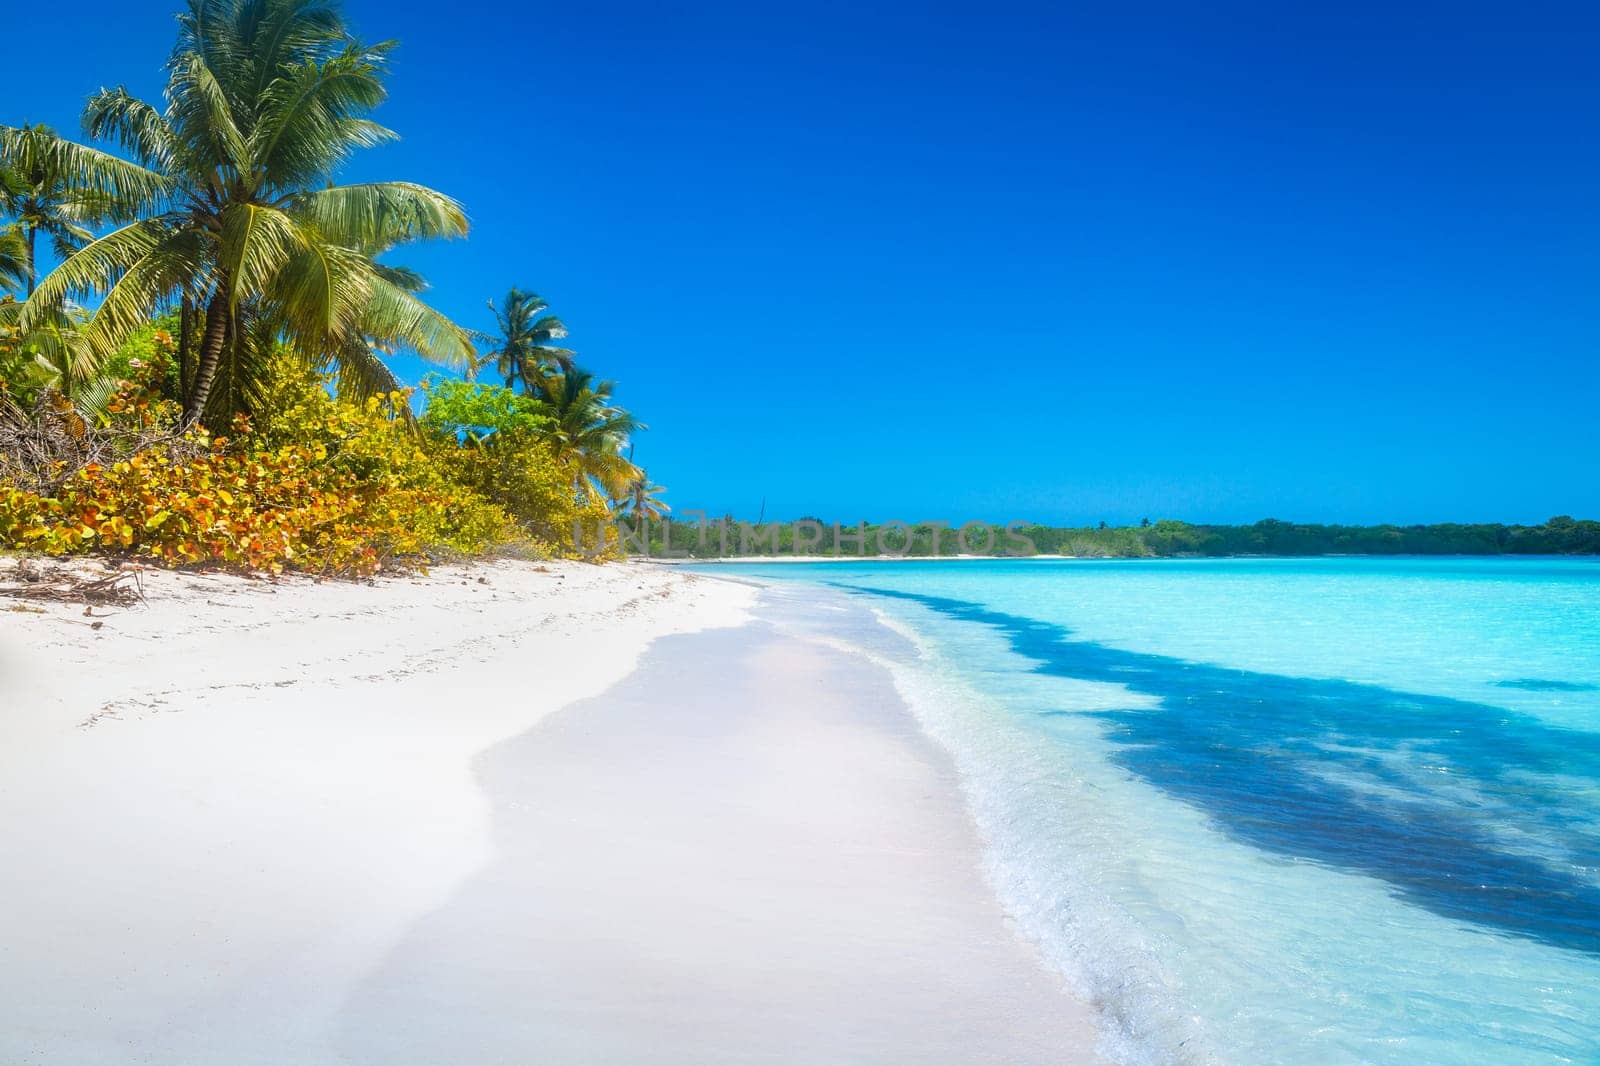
<box><xmin>696</xmin><ymin>558</ymin><xmax>1600</xmax><ymax>1064</ymax></box>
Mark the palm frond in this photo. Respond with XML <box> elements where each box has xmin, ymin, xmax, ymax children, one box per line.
<box><xmin>8</xmin><ymin>302</ymin><xmax>102</xmax><ymax>390</ymax></box>
<box><xmin>72</xmin><ymin>374</ymin><xmax>121</xmax><ymax>421</ymax></box>
<box><xmin>236</xmin><ymin>0</ymin><xmax>347</xmax><ymax>98</ymax></box>
<box><xmin>291</xmin><ymin>180</ymin><xmax>467</xmax><ymax>247</ymax></box>
<box><xmin>219</xmin><ymin>201</ymin><xmax>308</xmax><ymax>307</ymax></box>
<box><xmin>167</xmin><ymin>51</ymin><xmax>251</xmax><ymax>179</ymax></box>
<box><xmin>21</xmin><ymin>219</ymin><xmax>176</xmax><ymax>327</ymax></box>
<box><xmin>0</xmin><ymin>228</ymin><xmax>26</xmax><ymax>295</ymax></box>
<box><xmin>374</xmin><ymin>262</ymin><xmax>426</xmax><ymax>292</ymax></box>
<box><xmin>327</xmin><ymin>336</ymin><xmax>403</xmax><ymax>400</ymax></box>
<box><xmin>359</xmin><ymin>268</ymin><xmax>475</xmax><ymax>368</ymax></box>
<box><xmin>0</xmin><ymin>123</ymin><xmax>172</xmax><ymax>216</ymax></box>
<box><xmin>82</xmin><ymin>88</ymin><xmax>181</xmax><ymax>173</ymax></box>
<box><xmin>268</xmin><ymin>238</ymin><xmax>370</xmax><ymax>347</ymax></box>
<box><xmin>80</xmin><ymin>228</ymin><xmax>206</xmax><ymax>360</ymax></box>
<box><xmin>251</xmin><ymin>43</ymin><xmax>397</xmax><ymax>187</ymax></box>
<box><xmin>0</xmin><ymin>164</ymin><xmax>24</xmax><ymax>214</ymax></box>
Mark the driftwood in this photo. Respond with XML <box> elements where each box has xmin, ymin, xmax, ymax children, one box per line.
<box><xmin>0</xmin><ymin>561</ymin><xmax>145</xmax><ymax>607</ymax></box>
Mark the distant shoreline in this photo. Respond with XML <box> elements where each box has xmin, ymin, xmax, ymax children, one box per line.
<box><xmin>651</xmin><ymin>553</ymin><xmax>1080</xmax><ymax>564</ymax></box>
<box><xmin>646</xmin><ymin>551</ymin><xmax>1600</xmax><ymax>564</ymax></box>
<box><xmin>615</xmin><ymin>516</ymin><xmax>1600</xmax><ymax>561</ymax></box>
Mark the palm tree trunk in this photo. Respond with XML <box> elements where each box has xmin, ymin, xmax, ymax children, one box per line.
<box><xmin>185</xmin><ymin>290</ymin><xmax>230</xmax><ymax>424</ymax></box>
<box><xmin>24</xmin><ymin>225</ymin><xmax>35</xmax><ymax>298</ymax></box>
<box><xmin>178</xmin><ymin>296</ymin><xmax>193</xmax><ymax>397</ymax></box>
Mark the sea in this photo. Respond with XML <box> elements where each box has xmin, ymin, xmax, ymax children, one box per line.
<box><xmin>692</xmin><ymin>557</ymin><xmax>1600</xmax><ymax>1064</ymax></box>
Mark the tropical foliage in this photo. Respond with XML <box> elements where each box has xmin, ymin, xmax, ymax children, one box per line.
<box><xmin>14</xmin><ymin>0</ymin><xmax>472</xmax><ymax>424</ymax></box>
<box><xmin>0</xmin><ymin>123</ymin><xmax>157</xmax><ymax>296</ymax></box>
<box><xmin>419</xmin><ymin>377</ymin><xmax>612</xmax><ymax>552</ymax></box>
<box><xmin>523</xmin><ymin>367</ymin><xmax>643</xmax><ymax>501</ymax></box>
<box><xmin>0</xmin><ymin>228</ymin><xmax>27</xmax><ymax>294</ymax></box>
<box><xmin>419</xmin><ymin>376</ymin><xmax>553</xmax><ymax>444</ymax></box>
<box><xmin>614</xmin><ymin>472</ymin><xmax>670</xmax><ymax>521</ymax></box>
<box><xmin>0</xmin><ymin>351</ymin><xmax>613</xmax><ymax>574</ymax></box>
<box><xmin>481</xmin><ymin>289</ymin><xmax>574</xmax><ymax>391</ymax></box>
<box><xmin>0</xmin><ymin>0</ymin><xmax>657</xmax><ymax>574</ymax></box>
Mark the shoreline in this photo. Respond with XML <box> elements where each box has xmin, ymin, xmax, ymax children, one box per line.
<box><xmin>341</xmin><ymin>590</ymin><xmax>1104</xmax><ymax>1062</ymax></box>
<box><xmin>0</xmin><ymin>559</ymin><xmax>1103</xmax><ymax>1063</ymax></box>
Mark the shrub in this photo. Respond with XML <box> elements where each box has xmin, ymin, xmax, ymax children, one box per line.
<box><xmin>430</xmin><ymin>435</ymin><xmax>612</xmax><ymax>557</ymax></box>
<box><xmin>420</xmin><ymin>376</ymin><xmax>615</xmax><ymax>557</ymax></box>
<box><xmin>0</xmin><ymin>354</ymin><xmax>528</xmax><ymax>575</ymax></box>
<box><xmin>0</xmin><ymin>347</ymin><xmax>630</xmax><ymax>574</ymax></box>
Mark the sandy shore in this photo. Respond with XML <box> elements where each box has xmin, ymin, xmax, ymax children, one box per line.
<box><xmin>0</xmin><ymin>558</ymin><xmax>1101</xmax><ymax>1063</ymax></box>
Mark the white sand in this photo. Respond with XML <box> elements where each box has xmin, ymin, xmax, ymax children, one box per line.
<box><xmin>0</xmin><ymin>558</ymin><xmax>1102</xmax><ymax>1063</ymax></box>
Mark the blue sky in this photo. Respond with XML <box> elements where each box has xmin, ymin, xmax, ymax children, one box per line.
<box><xmin>12</xmin><ymin>1</ymin><xmax>1599</xmax><ymax>525</ymax></box>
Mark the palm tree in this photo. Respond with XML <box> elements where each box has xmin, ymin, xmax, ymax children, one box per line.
<box><xmin>615</xmin><ymin>472</ymin><xmax>670</xmax><ymax>521</ymax></box>
<box><xmin>21</xmin><ymin>0</ymin><xmax>473</xmax><ymax>425</ymax></box>
<box><xmin>526</xmin><ymin>366</ymin><xmax>643</xmax><ymax>500</ymax></box>
<box><xmin>480</xmin><ymin>288</ymin><xmax>574</xmax><ymax>391</ymax></box>
<box><xmin>0</xmin><ymin>124</ymin><xmax>157</xmax><ymax>296</ymax></box>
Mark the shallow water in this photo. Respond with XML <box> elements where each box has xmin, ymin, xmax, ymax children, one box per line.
<box><xmin>695</xmin><ymin>558</ymin><xmax>1600</xmax><ymax>1064</ymax></box>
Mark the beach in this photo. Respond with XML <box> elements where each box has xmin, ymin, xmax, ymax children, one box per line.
<box><xmin>0</xmin><ymin>559</ymin><xmax>1103</xmax><ymax>1064</ymax></box>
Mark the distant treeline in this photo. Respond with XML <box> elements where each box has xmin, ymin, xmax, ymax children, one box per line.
<box><xmin>614</xmin><ymin>515</ymin><xmax>1600</xmax><ymax>558</ymax></box>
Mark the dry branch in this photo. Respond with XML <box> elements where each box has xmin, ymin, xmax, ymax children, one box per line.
<box><xmin>0</xmin><ymin>389</ymin><xmax>202</xmax><ymax>496</ymax></box>
<box><xmin>0</xmin><ymin>562</ymin><xmax>144</xmax><ymax>606</ymax></box>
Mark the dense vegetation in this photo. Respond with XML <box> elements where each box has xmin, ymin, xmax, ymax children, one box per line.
<box><xmin>624</xmin><ymin>515</ymin><xmax>1600</xmax><ymax>559</ymax></box>
<box><xmin>0</xmin><ymin>0</ymin><xmax>654</xmax><ymax>575</ymax></box>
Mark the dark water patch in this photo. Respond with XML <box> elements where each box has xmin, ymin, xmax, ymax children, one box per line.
<box><xmin>1495</xmin><ymin>678</ymin><xmax>1599</xmax><ymax>693</ymax></box>
<box><xmin>839</xmin><ymin>584</ymin><xmax>1600</xmax><ymax>957</ymax></box>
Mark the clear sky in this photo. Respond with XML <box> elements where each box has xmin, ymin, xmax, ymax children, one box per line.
<box><xmin>12</xmin><ymin>1</ymin><xmax>1599</xmax><ymax>525</ymax></box>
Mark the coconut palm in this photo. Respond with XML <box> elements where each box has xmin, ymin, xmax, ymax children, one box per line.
<box><xmin>21</xmin><ymin>0</ymin><xmax>473</xmax><ymax>425</ymax></box>
<box><xmin>526</xmin><ymin>366</ymin><xmax>643</xmax><ymax>499</ymax></box>
<box><xmin>480</xmin><ymin>288</ymin><xmax>574</xmax><ymax>391</ymax></box>
<box><xmin>614</xmin><ymin>472</ymin><xmax>670</xmax><ymax>521</ymax></box>
<box><xmin>0</xmin><ymin>124</ymin><xmax>160</xmax><ymax>296</ymax></box>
